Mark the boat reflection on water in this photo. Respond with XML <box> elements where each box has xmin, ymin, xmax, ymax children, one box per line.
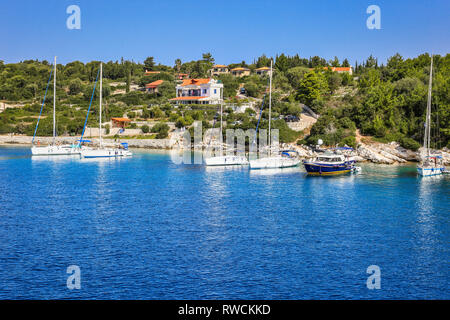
<box><xmin>249</xmin><ymin>166</ymin><xmax>302</xmax><ymax>176</ymax></box>
<box><xmin>205</xmin><ymin>165</ymin><xmax>249</xmax><ymax>172</ymax></box>
<box><xmin>80</xmin><ymin>155</ymin><xmax>131</xmax><ymax>163</ymax></box>
<box><xmin>31</xmin><ymin>154</ymin><xmax>81</xmax><ymax>162</ymax></box>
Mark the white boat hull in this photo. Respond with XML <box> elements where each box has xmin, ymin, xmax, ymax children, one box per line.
<box><xmin>31</xmin><ymin>145</ymin><xmax>81</xmax><ymax>156</ymax></box>
<box><xmin>249</xmin><ymin>156</ymin><xmax>300</xmax><ymax>169</ymax></box>
<box><xmin>417</xmin><ymin>166</ymin><xmax>445</xmax><ymax>176</ymax></box>
<box><xmin>204</xmin><ymin>155</ymin><xmax>248</xmax><ymax>166</ymax></box>
<box><xmin>80</xmin><ymin>148</ymin><xmax>132</xmax><ymax>158</ymax></box>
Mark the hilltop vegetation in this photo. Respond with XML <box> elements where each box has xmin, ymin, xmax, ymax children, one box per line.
<box><xmin>0</xmin><ymin>52</ymin><xmax>449</xmax><ymax>148</ymax></box>
<box><xmin>302</xmin><ymin>53</ymin><xmax>450</xmax><ymax>150</ymax></box>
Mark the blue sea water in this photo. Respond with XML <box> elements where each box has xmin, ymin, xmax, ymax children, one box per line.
<box><xmin>0</xmin><ymin>146</ymin><xmax>448</xmax><ymax>300</ymax></box>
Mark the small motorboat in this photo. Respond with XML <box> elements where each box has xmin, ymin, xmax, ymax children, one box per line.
<box><xmin>303</xmin><ymin>150</ymin><xmax>356</xmax><ymax>175</ymax></box>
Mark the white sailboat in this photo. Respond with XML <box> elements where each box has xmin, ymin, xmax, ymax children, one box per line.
<box><xmin>31</xmin><ymin>57</ymin><xmax>81</xmax><ymax>156</ymax></box>
<box><xmin>249</xmin><ymin>60</ymin><xmax>300</xmax><ymax>169</ymax></box>
<box><xmin>417</xmin><ymin>55</ymin><xmax>445</xmax><ymax>176</ymax></box>
<box><xmin>204</xmin><ymin>102</ymin><xmax>248</xmax><ymax>166</ymax></box>
<box><xmin>80</xmin><ymin>63</ymin><xmax>132</xmax><ymax>158</ymax></box>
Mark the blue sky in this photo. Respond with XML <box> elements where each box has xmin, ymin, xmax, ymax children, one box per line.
<box><xmin>1</xmin><ymin>0</ymin><xmax>449</xmax><ymax>66</ymax></box>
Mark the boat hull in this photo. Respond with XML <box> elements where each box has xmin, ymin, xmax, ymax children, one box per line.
<box><xmin>303</xmin><ymin>161</ymin><xmax>354</xmax><ymax>175</ymax></box>
<box><xmin>81</xmin><ymin>148</ymin><xmax>132</xmax><ymax>158</ymax></box>
<box><xmin>205</xmin><ymin>155</ymin><xmax>248</xmax><ymax>166</ymax></box>
<box><xmin>31</xmin><ymin>145</ymin><xmax>81</xmax><ymax>156</ymax></box>
<box><xmin>417</xmin><ymin>166</ymin><xmax>445</xmax><ymax>176</ymax></box>
<box><xmin>249</xmin><ymin>156</ymin><xmax>300</xmax><ymax>169</ymax></box>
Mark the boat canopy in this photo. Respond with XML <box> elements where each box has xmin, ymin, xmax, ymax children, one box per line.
<box><xmin>281</xmin><ymin>150</ymin><xmax>298</xmax><ymax>158</ymax></box>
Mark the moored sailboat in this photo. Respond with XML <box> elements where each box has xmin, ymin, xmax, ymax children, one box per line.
<box><xmin>204</xmin><ymin>102</ymin><xmax>248</xmax><ymax>166</ymax></box>
<box><xmin>31</xmin><ymin>57</ymin><xmax>81</xmax><ymax>156</ymax></box>
<box><xmin>249</xmin><ymin>60</ymin><xmax>300</xmax><ymax>169</ymax></box>
<box><xmin>417</xmin><ymin>55</ymin><xmax>445</xmax><ymax>176</ymax></box>
<box><xmin>80</xmin><ymin>63</ymin><xmax>132</xmax><ymax>158</ymax></box>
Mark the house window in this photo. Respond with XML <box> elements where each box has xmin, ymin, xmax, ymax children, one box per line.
<box><xmin>203</xmin><ymin>89</ymin><xmax>207</xmax><ymax>94</ymax></box>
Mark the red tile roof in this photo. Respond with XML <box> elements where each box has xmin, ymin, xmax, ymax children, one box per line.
<box><xmin>111</xmin><ymin>117</ymin><xmax>131</xmax><ymax>122</ymax></box>
<box><xmin>145</xmin><ymin>80</ymin><xmax>164</xmax><ymax>88</ymax></box>
<box><xmin>332</xmin><ymin>67</ymin><xmax>352</xmax><ymax>72</ymax></box>
<box><xmin>180</xmin><ymin>78</ymin><xmax>211</xmax><ymax>86</ymax></box>
<box><xmin>309</xmin><ymin>67</ymin><xmax>352</xmax><ymax>72</ymax></box>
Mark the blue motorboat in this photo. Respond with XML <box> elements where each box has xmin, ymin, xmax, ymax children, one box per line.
<box><xmin>303</xmin><ymin>149</ymin><xmax>356</xmax><ymax>175</ymax></box>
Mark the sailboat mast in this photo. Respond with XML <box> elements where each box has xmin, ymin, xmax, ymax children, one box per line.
<box><xmin>53</xmin><ymin>56</ymin><xmax>56</xmax><ymax>143</ymax></box>
<box><xmin>427</xmin><ymin>55</ymin><xmax>433</xmax><ymax>155</ymax></box>
<box><xmin>99</xmin><ymin>62</ymin><xmax>103</xmax><ymax>148</ymax></box>
<box><xmin>268</xmin><ymin>59</ymin><xmax>273</xmax><ymax>151</ymax></box>
<box><xmin>424</xmin><ymin>55</ymin><xmax>433</xmax><ymax>155</ymax></box>
<box><xmin>220</xmin><ymin>101</ymin><xmax>223</xmax><ymax>144</ymax></box>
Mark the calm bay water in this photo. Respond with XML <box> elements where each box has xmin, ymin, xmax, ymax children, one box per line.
<box><xmin>0</xmin><ymin>146</ymin><xmax>448</xmax><ymax>299</ymax></box>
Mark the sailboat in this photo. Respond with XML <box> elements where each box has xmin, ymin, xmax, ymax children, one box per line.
<box><xmin>417</xmin><ymin>55</ymin><xmax>445</xmax><ymax>176</ymax></box>
<box><xmin>80</xmin><ymin>63</ymin><xmax>132</xmax><ymax>158</ymax></box>
<box><xmin>31</xmin><ymin>57</ymin><xmax>81</xmax><ymax>156</ymax></box>
<box><xmin>249</xmin><ymin>60</ymin><xmax>301</xmax><ymax>169</ymax></box>
<box><xmin>204</xmin><ymin>102</ymin><xmax>248</xmax><ymax>166</ymax></box>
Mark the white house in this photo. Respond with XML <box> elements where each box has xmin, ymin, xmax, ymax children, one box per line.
<box><xmin>170</xmin><ymin>78</ymin><xmax>223</xmax><ymax>105</ymax></box>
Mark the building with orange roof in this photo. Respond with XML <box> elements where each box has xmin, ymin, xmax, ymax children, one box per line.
<box><xmin>255</xmin><ymin>66</ymin><xmax>272</xmax><ymax>76</ymax></box>
<box><xmin>145</xmin><ymin>80</ymin><xmax>164</xmax><ymax>94</ymax></box>
<box><xmin>331</xmin><ymin>67</ymin><xmax>353</xmax><ymax>75</ymax></box>
<box><xmin>209</xmin><ymin>64</ymin><xmax>229</xmax><ymax>77</ymax></box>
<box><xmin>111</xmin><ymin>117</ymin><xmax>131</xmax><ymax>129</ymax></box>
<box><xmin>309</xmin><ymin>66</ymin><xmax>353</xmax><ymax>75</ymax></box>
<box><xmin>230</xmin><ymin>67</ymin><xmax>250</xmax><ymax>77</ymax></box>
<box><xmin>170</xmin><ymin>78</ymin><xmax>223</xmax><ymax>105</ymax></box>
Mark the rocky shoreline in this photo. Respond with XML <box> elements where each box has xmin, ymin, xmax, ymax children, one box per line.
<box><xmin>1</xmin><ymin>134</ymin><xmax>449</xmax><ymax>165</ymax></box>
<box><xmin>0</xmin><ymin>134</ymin><xmax>177</xmax><ymax>150</ymax></box>
<box><xmin>290</xmin><ymin>141</ymin><xmax>450</xmax><ymax>165</ymax></box>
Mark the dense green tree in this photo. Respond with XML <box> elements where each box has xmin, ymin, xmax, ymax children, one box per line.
<box><xmin>275</xmin><ymin>54</ymin><xmax>289</xmax><ymax>72</ymax></box>
<box><xmin>68</xmin><ymin>78</ymin><xmax>83</xmax><ymax>95</ymax></box>
<box><xmin>285</xmin><ymin>66</ymin><xmax>310</xmax><ymax>89</ymax></box>
<box><xmin>296</xmin><ymin>71</ymin><xmax>328</xmax><ymax>106</ymax></box>
<box><xmin>144</xmin><ymin>57</ymin><xmax>155</xmax><ymax>70</ymax></box>
<box><xmin>202</xmin><ymin>53</ymin><xmax>214</xmax><ymax>64</ymax></box>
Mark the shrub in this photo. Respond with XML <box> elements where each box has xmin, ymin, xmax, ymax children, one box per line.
<box><xmin>339</xmin><ymin>135</ymin><xmax>357</xmax><ymax>149</ymax></box>
<box><xmin>151</xmin><ymin>122</ymin><xmax>169</xmax><ymax>139</ymax></box>
<box><xmin>400</xmin><ymin>137</ymin><xmax>421</xmax><ymax>151</ymax></box>
<box><xmin>175</xmin><ymin>117</ymin><xmax>186</xmax><ymax>128</ymax></box>
<box><xmin>141</xmin><ymin>124</ymin><xmax>149</xmax><ymax>133</ymax></box>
